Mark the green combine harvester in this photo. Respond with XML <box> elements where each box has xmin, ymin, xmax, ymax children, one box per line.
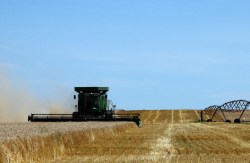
<box><xmin>28</xmin><ymin>87</ymin><xmax>142</xmax><ymax>128</ymax></box>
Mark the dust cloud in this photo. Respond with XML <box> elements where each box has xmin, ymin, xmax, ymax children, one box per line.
<box><xmin>47</xmin><ymin>88</ymin><xmax>75</xmax><ymax>114</ymax></box>
<box><xmin>0</xmin><ymin>69</ymin><xmax>38</xmax><ymax>122</ymax></box>
<box><xmin>0</xmin><ymin>68</ymin><xmax>74</xmax><ymax>122</ymax></box>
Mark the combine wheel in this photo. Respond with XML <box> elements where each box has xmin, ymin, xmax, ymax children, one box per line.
<box><xmin>225</xmin><ymin>120</ymin><xmax>231</xmax><ymax>123</ymax></box>
<box><xmin>234</xmin><ymin>119</ymin><xmax>241</xmax><ymax>123</ymax></box>
<box><xmin>207</xmin><ymin>119</ymin><xmax>212</xmax><ymax>122</ymax></box>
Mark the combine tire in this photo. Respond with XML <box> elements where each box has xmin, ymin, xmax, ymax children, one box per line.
<box><xmin>234</xmin><ymin>119</ymin><xmax>241</xmax><ymax>123</ymax></box>
<box><xmin>225</xmin><ymin>120</ymin><xmax>231</xmax><ymax>123</ymax></box>
<box><xmin>207</xmin><ymin>119</ymin><xmax>212</xmax><ymax>122</ymax></box>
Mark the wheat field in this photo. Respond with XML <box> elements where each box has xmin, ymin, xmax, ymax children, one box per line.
<box><xmin>1</xmin><ymin>110</ymin><xmax>250</xmax><ymax>162</ymax></box>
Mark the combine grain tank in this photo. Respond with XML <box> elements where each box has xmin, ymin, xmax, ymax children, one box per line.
<box><xmin>28</xmin><ymin>87</ymin><xmax>142</xmax><ymax>127</ymax></box>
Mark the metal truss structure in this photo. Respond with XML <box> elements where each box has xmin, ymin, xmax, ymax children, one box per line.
<box><xmin>202</xmin><ymin>100</ymin><xmax>250</xmax><ymax>123</ymax></box>
<box><xmin>203</xmin><ymin>105</ymin><xmax>220</xmax><ymax>122</ymax></box>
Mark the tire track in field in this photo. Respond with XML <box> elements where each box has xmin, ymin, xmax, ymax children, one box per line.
<box><xmin>142</xmin><ymin>110</ymin><xmax>177</xmax><ymax>161</ymax></box>
<box><xmin>172</xmin><ymin>110</ymin><xmax>174</xmax><ymax>124</ymax></box>
<box><xmin>147</xmin><ymin>110</ymin><xmax>158</xmax><ymax>123</ymax></box>
<box><xmin>179</xmin><ymin>110</ymin><xmax>183</xmax><ymax>123</ymax></box>
<box><xmin>149</xmin><ymin>123</ymin><xmax>176</xmax><ymax>162</ymax></box>
<box><xmin>143</xmin><ymin>110</ymin><xmax>153</xmax><ymax>123</ymax></box>
<box><xmin>194</xmin><ymin>110</ymin><xmax>200</xmax><ymax>119</ymax></box>
<box><xmin>153</xmin><ymin>110</ymin><xmax>161</xmax><ymax>123</ymax></box>
<box><xmin>168</xmin><ymin>124</ymin><xmax>176</xmax><ymax>161</ymax></box>
<box><xmin>172</xmin><ymin>110</ymin><xmax>181</xmax><ymax>123</ymax></box>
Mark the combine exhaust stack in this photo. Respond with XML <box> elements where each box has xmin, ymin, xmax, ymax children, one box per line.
<box><xmin>28</xmin><ymin>87</ymin><xmax>142</xmax><ymax>128</ymax></box>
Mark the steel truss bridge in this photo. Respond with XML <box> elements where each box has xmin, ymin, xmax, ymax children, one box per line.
<box><xmin>202</xmin><ymin>100</ymin><xmax>250</xmax><ymax>123</ymax></box>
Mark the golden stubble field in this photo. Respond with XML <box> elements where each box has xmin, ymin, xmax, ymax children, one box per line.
<box><xmin>1</xmin><ymin>110</ymin><xmax>250</xmax><ymax>163</ymax></box>
<box><xmin>52</xmin><ymin>110</ymin><xmax>250</xmax><ymax>163</ymax></box>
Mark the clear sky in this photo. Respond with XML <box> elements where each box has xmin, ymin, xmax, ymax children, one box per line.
<box><xmin>1</xmin><ymin>0</ymin><xmax>250</xmax><ymax>110</ymax></box>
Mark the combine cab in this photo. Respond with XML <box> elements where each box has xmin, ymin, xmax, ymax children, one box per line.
<box><xmin>28</xmin><ymin>87</ymin><xmax>142</xmax><ymax>127</ymax></box>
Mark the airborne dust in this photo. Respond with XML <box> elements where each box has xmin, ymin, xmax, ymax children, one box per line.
<box><xmin>0</xmin><ymin>68</ymin><xmax>74</xmax><ymax>122</ymax></box>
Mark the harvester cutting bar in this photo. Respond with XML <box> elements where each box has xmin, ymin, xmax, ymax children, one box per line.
<box><xmin>113</xmin><ymin>113</ymin><xmax>140</xmax><ymax>119</ymax></box>
<box><xmin>28</xmin><ymin>114</ymin><xmax>74</xmax><ymax>121</ymax></box>
<box><xmin>28</xmin><ymin>113</ymin><xmax>142</xmax><ymax>128</ymax></box>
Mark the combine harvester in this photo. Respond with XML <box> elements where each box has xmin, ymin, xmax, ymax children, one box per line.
<box><xmin>28</xmin><ymin>87</ymin><xmax>142</xmax><ymax>127</ymax></box>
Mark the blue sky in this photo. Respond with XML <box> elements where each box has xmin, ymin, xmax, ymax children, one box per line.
<box><xmin>1</xmin><ymin>0</ymin><xmax>250</xmax><ymax>110</ymax></box>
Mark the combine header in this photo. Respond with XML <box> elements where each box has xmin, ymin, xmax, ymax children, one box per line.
<box><xmin>28</xmin><ymin>87</ymin><xmax>142</xmax><ymax>127</ymax></box>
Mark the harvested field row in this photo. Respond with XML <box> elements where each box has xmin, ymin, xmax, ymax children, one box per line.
<box><xmin>0</xmin><ymin>122</ymin><xmax>129</xmax><ymax>142</ymax></box>
<box><xmin>173</xmin><ymin>123</ymin><xmax>250</xmax><ymax>162</ymax></box>
<box><xmin>57</xmin><ymin>110</ymin><xmax>250</xmax><ymax>163</ymax></box>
